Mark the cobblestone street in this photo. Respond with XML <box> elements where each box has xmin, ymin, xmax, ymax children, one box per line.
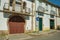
<box><xmin>0</xmin><ymin>30</ymin><xmax>60</xmax><ymax>40</ymax></box>
<box><xmin>26</xmin><ymin>30</ymin><xmax>60</xmax><ymax>40</ymax></box>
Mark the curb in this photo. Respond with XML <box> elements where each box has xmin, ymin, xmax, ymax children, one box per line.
<box><xmin>27</xmin><ymin>30</ymin><xmax>57</xmax><ymax>36</ymax></box>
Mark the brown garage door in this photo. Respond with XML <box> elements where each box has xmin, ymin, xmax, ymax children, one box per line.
<box><xmin>8</xmin><ymin>16</ymin><xmax>25</xmax><ymax>34</ymax></box>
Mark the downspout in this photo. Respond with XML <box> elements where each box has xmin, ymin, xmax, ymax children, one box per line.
<box><xmin>12</xmin><ymin>0</ymin><xmax>15</xmax><ymax>11</ymax></box>
<box><xmin>32</xmin><ymin>1</ymin><xmax>34</xmax><ymax>32</ymax></box>
<box><xmin>31</xmin><ymin>0</ymin><xmax>36</xmax><ymax>32</ymax></box>
<box><xmin>21</xmin><ymin>0</ymin><xmax>23</xmax><ymax>13</ymax></box>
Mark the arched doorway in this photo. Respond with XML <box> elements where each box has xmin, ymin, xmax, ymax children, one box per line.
<box><xmin>8</xmin><ymin>15</ymin><xmax>25</xmax><ymax>34</ymax></box>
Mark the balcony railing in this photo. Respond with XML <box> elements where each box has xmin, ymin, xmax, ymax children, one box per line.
<box><xmin>50</xmin><ymin>10</ymin><xmax>56</xmax><ymax>15</ymax></box>
<box><xmin>3</xmin><ymin>3</ymin><xmax>31</xmax><ymax>15</ymax></box>
<box><xmin>37</xmin><ymin>6</ymin><xmax>45</xmax><ymax>12</ymax></box>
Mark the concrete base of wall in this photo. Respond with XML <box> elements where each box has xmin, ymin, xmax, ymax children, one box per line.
<box><xmin>25</xmin><ymin>30</ymin><xmax>33</xmax><ymax>33</ymax></box>
<box><xmin>43</xmin><ymin>27</ymin><xmax>50</xmax><ymax>31</ymax></box>
<box><xmin>0</xmin><ymin>30</ymin><xmax>9</xmax><ymax>35</ymax></box>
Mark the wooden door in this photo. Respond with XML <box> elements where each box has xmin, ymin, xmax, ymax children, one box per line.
<box><xmin>8</xmin><ymin>16</ymin><xmax>25</xmax><ymax>34</ymax></box>
<box><xmin>39</xmin><ymin>18</ymin><xmax>42</xmax><ymax>31</ymax></box>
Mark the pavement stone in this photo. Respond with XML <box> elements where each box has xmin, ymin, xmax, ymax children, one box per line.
<box><xmin>25</xmin><ymin>30</ymin><xmax>60</xmax><ymax>40</ymax></box>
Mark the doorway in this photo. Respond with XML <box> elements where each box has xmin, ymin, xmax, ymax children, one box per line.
<box><xmin>8</xmin><ymin>15</ymin><xmax>25</xmax><ymax>34</ymax></box>
<box><xmin>50</xmin><ymin>19</ymin><xmax>55</xmax><ymax>29</ymax></box>
<box><xmin>39</xmin><ymin>18</ymin><xmax>43</xmax><ymax>31</ymax></box>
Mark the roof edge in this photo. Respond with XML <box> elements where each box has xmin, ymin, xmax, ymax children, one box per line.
<box><xmin>44</xmin><ymin>0</ymin><xmax>60</xmax><ymax>8</ymax></box>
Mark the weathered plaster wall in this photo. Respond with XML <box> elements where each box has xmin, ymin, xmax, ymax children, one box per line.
<box><xmin>0</xmin><ymin>0</ymin><xmax>32</xmax><ymax>31</ymax></box>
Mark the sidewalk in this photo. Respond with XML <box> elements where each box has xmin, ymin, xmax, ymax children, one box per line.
<box><xmin>8</xmin><ymin>34</ymin><xmax>33</xmax><ymax>40</ymax></box>
<box><xmin>0</xmin><ymin>30</ymin><xmax>57</xmax><ymax>40</ymax></box>
<box><xmin>27</xmin><ymin>30</ymin><xmax>57</xmax><ymax>36</ymax></box>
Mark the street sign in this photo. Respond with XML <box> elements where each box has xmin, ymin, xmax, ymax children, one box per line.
<box><xmin>36</xmin><ymin>17</ymin><xmax>39</xmax><ymax>21</ymax></box>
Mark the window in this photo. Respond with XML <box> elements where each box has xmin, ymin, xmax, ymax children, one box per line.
<box><xmin>38</xmin><ymin>12</ymin><xmax>44</xmax><ymax>16</ymax></box>
<box><xmin>23</xmin><ymin>1</ymin><xmax>26</xmax><ymax>9</ymax></box>
<box><xmin>38</xmin><ymin>0</ymin><xmax>42</xmax><ymax>3</ymax></box>
<box><xmin>10</xmin><ymin>0</ymin><xmax>14</xmax><ymax>6</ymax></box>
<box><xmin>59</xmin><ymin>9</ymin><xmax>60</xmax><ymax>17</ymax></box>
<box><xmin>0</xmin><ymin>0</ymin><xmax>1</xmax><ymax>5</ymax></box>
<box><xmin>59</xmin><ymin>11</ymin><xmax>60</xmax><ymax>17</ymax></box>
<box><xmin>51</xmin><ymin>6</ymin><xmax>53</xmax><ymax>10</ymax></box>
<box><xmin>50</xmin><ymin>15</ymin><xmax>54</xmax><ymax>18</ymax></box>
<box><xmin>25</xmin><ymin>16</ymin><xmax>30</xmax><ymax>20</ymax></box>
<box><xmin>45</xmin><ymin>3</ymin><xmax>48</xmax><ymax>11</ymax></box>
<box><xmin>59</xmin><ymin>13</ymin><xmax>60</xmax><ymax>17</ymax></box>
<box><xmin>51</xmin><ymin>6</ymin><xmax>55</xmax><ymax>11</ymax></box>
<box><xmin>27</xmin><ymin>0</ymin><xmax>34</xmax><ymax>2</ymax></box>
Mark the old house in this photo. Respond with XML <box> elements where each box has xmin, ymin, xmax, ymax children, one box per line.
<box><xmin>0</xmin><ymin>0</ymin><xmax>36</xmax><ymax>34</ymax></box>
<box><xmin>0</xmin><ymin>0</ymin><xmax>60</xmax><ymax>34</ymax></box>
<box><xmin>35</xmin><ymin>0</ymin><xmax>60</xmax><ymax>31</ymax></box>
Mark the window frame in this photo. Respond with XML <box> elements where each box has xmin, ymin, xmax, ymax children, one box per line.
<box><xmin>50</xmin><ymin>15</ymin><xmax>54</xmax><ymax>18</ymax></box>
<box><xmin>38</xmin><ymin>12</ymin><xmax>44</xmax><ymax>16</ymax></box>
<box><xmin>45</xmin><ymin>3</ymin><xmax>48</xmax><ymax>11</ymax></box>
<box><xmin>25</xmin><ymin>16</ymin><xmax>30</xmax><ymax>20</ymax></box>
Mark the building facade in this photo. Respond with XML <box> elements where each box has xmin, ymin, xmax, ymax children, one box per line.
<box><xmin>57</xmin><ymin>8</ymin><xmax>60</xmax><ymax>28</ymax></box>
<box><xmin>35</xmin><ymin>0</ymin><xmax>60</xmax><ymax>31</ymax></box>
<box><xmin>0</xmin><ymin>0</ymin><xmax>60</xmax><ymax>34</ymax></box>
<box><xmin>0</xmin><ymin>0</ymin><xmax>35</xmax><ymax>34</ymax></box>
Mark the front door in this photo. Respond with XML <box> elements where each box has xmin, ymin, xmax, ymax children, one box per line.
<box><xmin>50</xmin><ymin>20</ymin><xmax>55</xmax><ymax>29</ymax></box>
<box><xmin>8</xmin><ymin>16</ymin><xmax>25</xmax><ymax>34</ymax></box>
<box><xmin>39</xmin><ymin>18</ymin><xmax>42</xmax><ymax>31</ymax></box>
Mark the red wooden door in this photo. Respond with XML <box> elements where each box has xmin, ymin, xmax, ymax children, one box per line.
<box><xmin>8</xmin><ymin>16</ymin><xmax>25</xmax><ymax>34</ymax></box>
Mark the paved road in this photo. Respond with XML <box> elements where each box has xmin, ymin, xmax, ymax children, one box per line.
<box><xmin>26</xmin><ymin>31</ymin><xmax>60</xmax><ymax>40</ymax></box>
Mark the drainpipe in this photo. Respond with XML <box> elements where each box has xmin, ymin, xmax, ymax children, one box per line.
<box><xmin>31</xmin><ymin>0</ymin><xmax>35</xmax><ymax>32</ymax></box>
<box><xmin>21</xmin><ymin>0</ymin><xmax>23</xmax><ymax>13</ymax></box>
<box><xmin>32</xmin><ymin>1</ymin><xmax>34</xmax><ymax>32</ymax></box>
<box><xmin>12</xmin><ymin>0</ymin><xmax>16</xmax><ymax>16</ymax></box>
<box><xmin>56</xmin><ymin>8</ymin><xmax>58</xmax><ymax>30</ymax></box>
<box><xmin>56</xmin><ymin>8</ymin><xmax>59</xmax><ymax>29</ymax></box>
<box><xmin>12</xmin><ymin>0</ymin><xmax>15</xmax><ymax>11</ymax></box>
<box><xmin>56</xmin><ymin>12</ymin><xmax>57</xmax><ymax>30</ymax></box>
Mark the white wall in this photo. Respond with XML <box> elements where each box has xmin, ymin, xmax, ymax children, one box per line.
<box><xmin>0</xmin><ymin>12</ymin><xmax>8</xmax><ymax>30</ymax></box>
<box><xmin>0</xmin><ymin>0</ymin><xmax>9</xmax><ymax>10</ymax></box>
<box><xmin>0</xmin><ymin>0</ymin><xmax>32</xmax><ymax>30</ymax></box>
<box><xmin>0</xmin><ymin>0</ymin><xmax>9</xmax><ymax>30</ymax></box>
<box><xmin>57</xmin><ymin>17</ymin><xmax>60</xmax><ymax>25</ymax></box>
<box><xmin>22</xmin><ymin>0</ymin><xmax>32</xmax><ymax>30</ymax></box>
<box><xmin>43</xmin><ymin>14</ymin><xmax>50</xmax><ymax>28</ymax></box>
<box><xmin>25</xmin><ymin>20</ymin><xmax>32</xmax><ymax>30</ymax></box>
